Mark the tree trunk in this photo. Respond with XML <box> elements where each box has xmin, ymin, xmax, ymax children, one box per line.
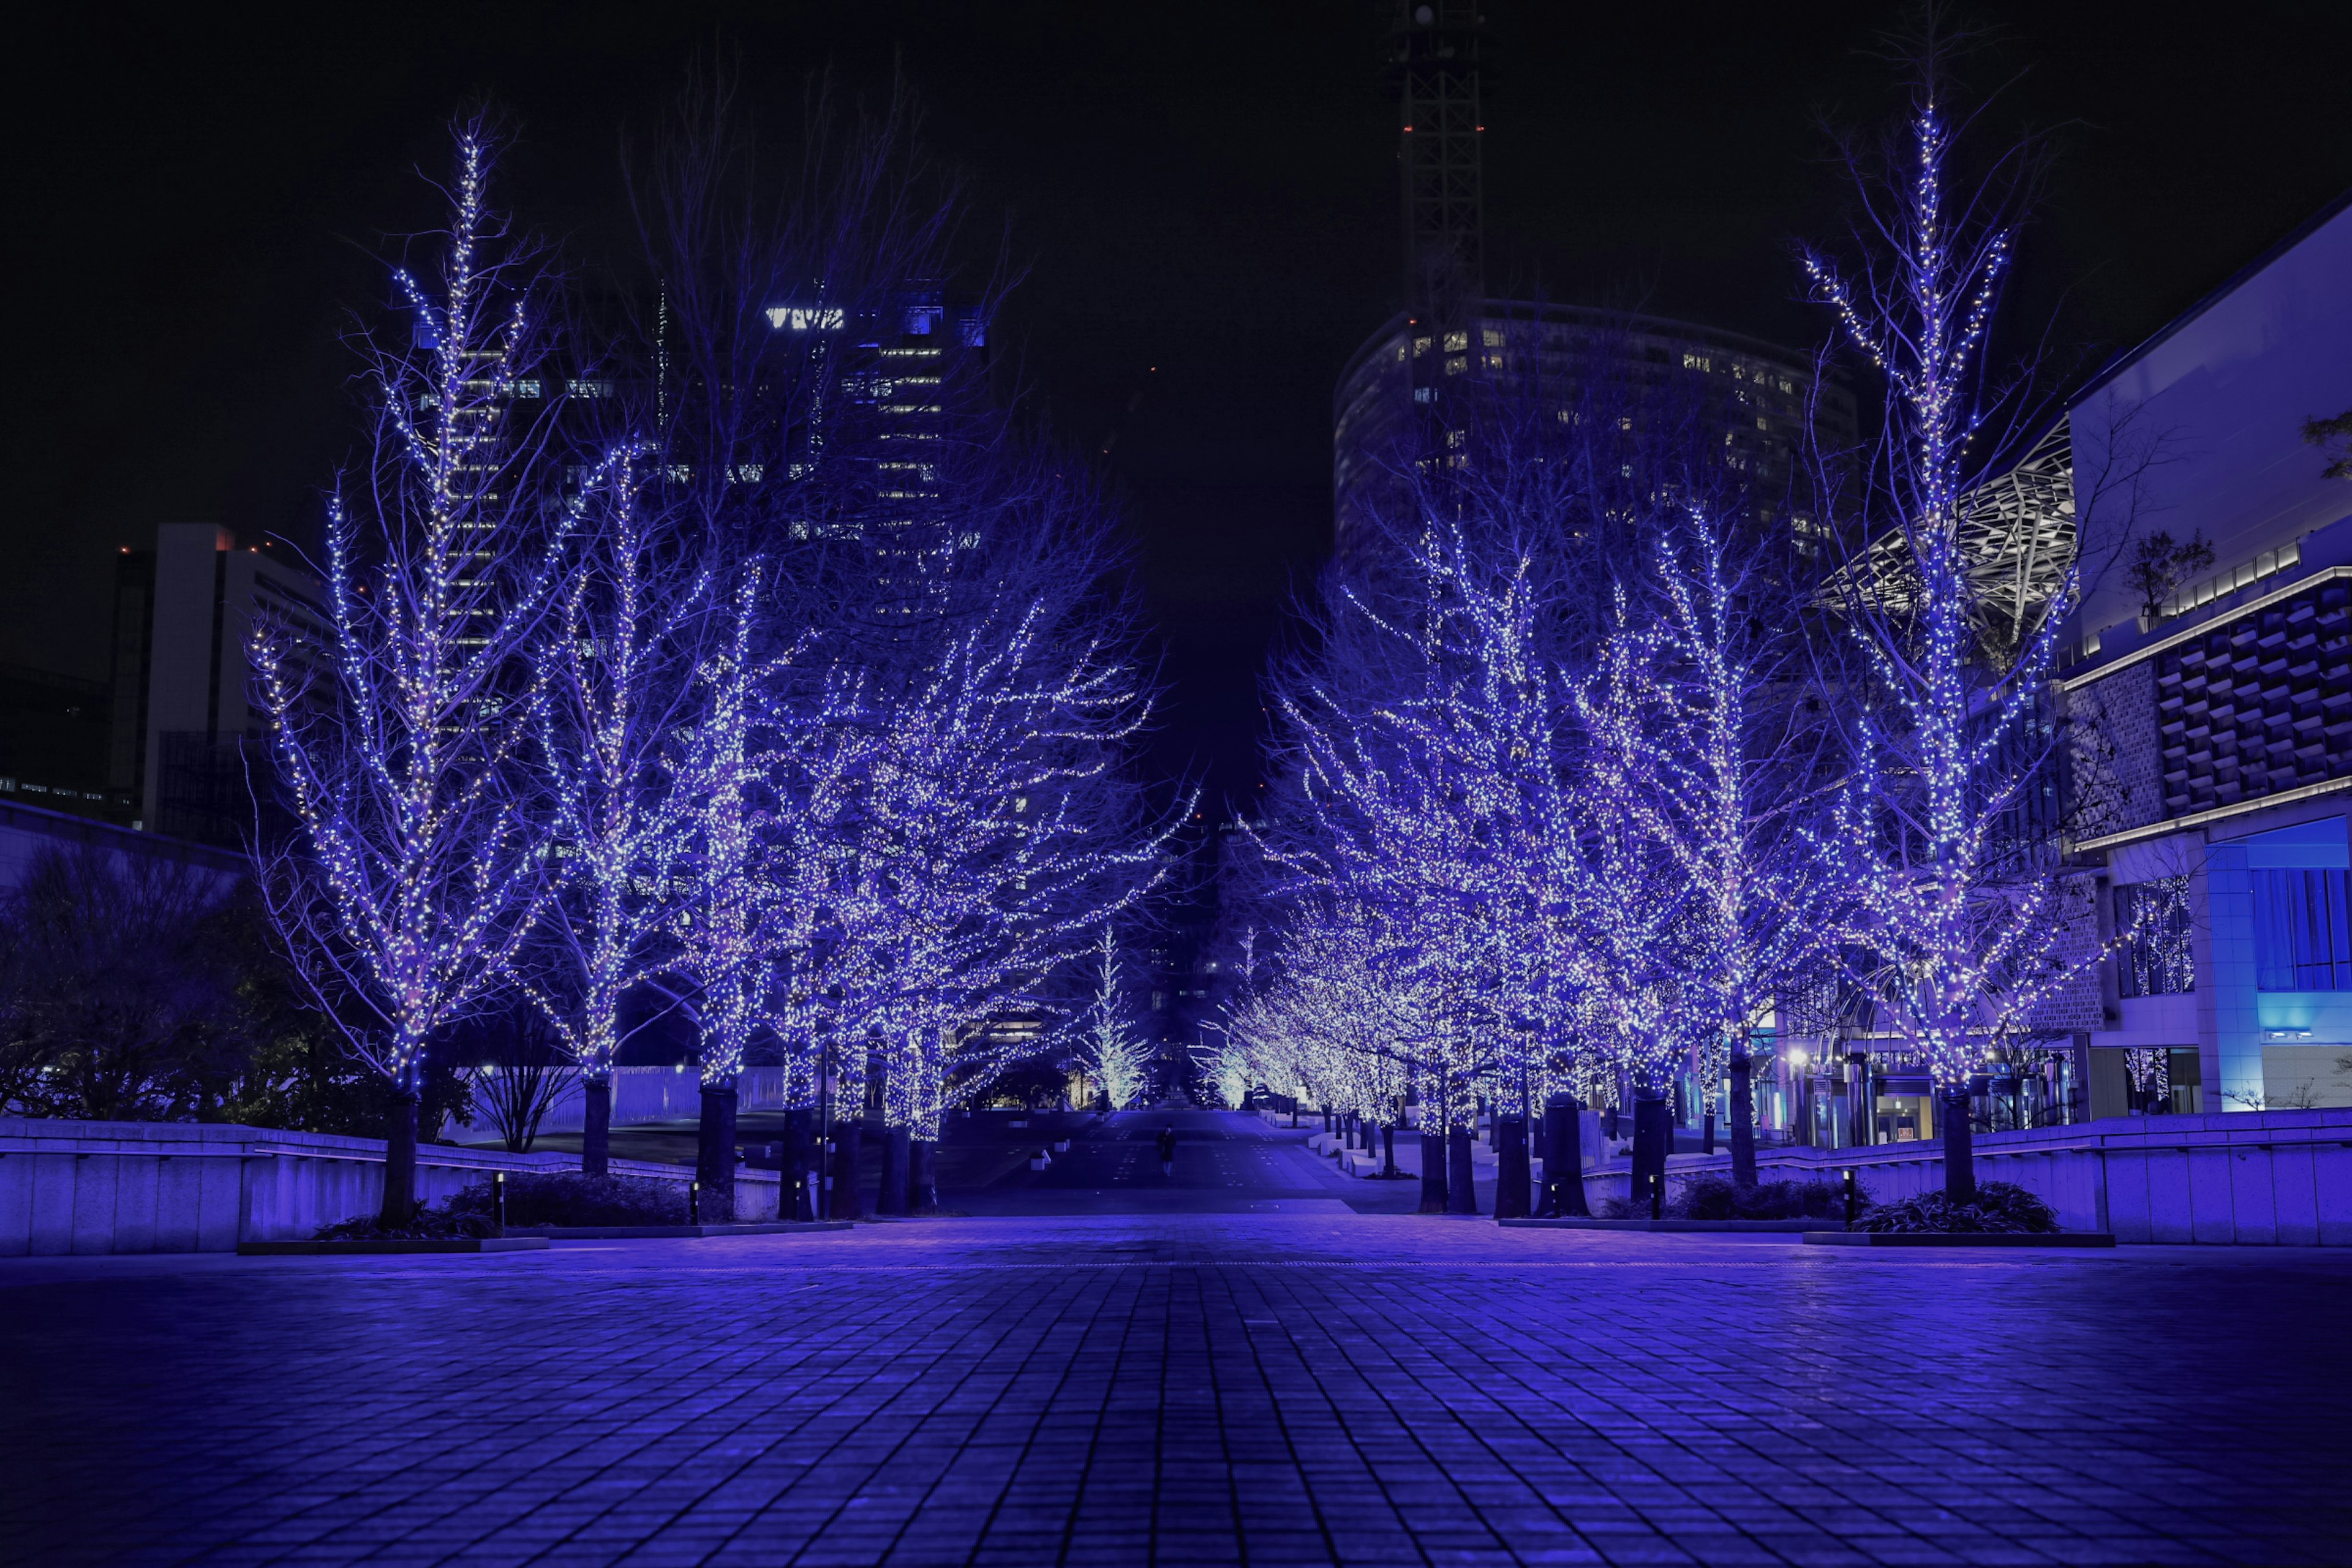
<box><xmin>910</xmin><ymin>1137</ymin><xmax>938</xmax><ymax>1213</ymax></box>
<box><xmin>1536</xmin><ymin>1094</ymin><xmax>1569</xmax><ymax>1216</ymax></box>
<box><xmin>878</xmin><ymin>1126</ymin><xmax>911</xmax><ymax>1216</ymax></box>
<box><xmin>1381</xmin><ymin>1122</ymin><xmax>1398</xmax><ymax>1178</ymax></box>
<box><xmin>696</xmin><ymin>1084</ymin><xmax>737</xmax><ymax>1224</ymax></box>
<box><xmin>1493</xmin><ymin>1117</ymin><xmax>1529</xmax><ymax>1219</ymax></box>
<box><xmin>1533</xmin><ymin>1100</ymin><xmax>1571</xmax><ymax>1222</ymax></box>
<box><xmin>1556</xmin><ymin>1101</ymin><xmax>1593</xmax><ymax>1218</ymax></box>
<box><xmin>784</xmin><ymin>1107</ymin><xmax>815</xmax><ymax>1221</ymax></box>
<box><xmin>1702</xmin><ymin>1112</ymin><xmax>1716</xmax><ymax>1156</ymax></box>
<box><xmin>829</xmin><ymin>1119</ymin><xmax>865</xmax><ymax>1220</ymax></box>
<box><xmin>1728</xmin><ymin>1048</ymin><xmax>1758</xmax><ymax>1189</ymax></box>
<box><xmin>1417</xmin><ymin>1128</ymin><xmax>1447</xmax><ymax>1213</ymax></box>
<box><xmin>1940</xmin><ymin>1086</ymin><xmax>1976</xmax><ymax>1205</ymax></box>
<box><xmin>380</xmin><ymin>1088</ymin><xmax>419</xmax><ymax>1228</ymax></box>
<box><xmin>1445</xmin><ymin>1127</ymin><xmax>1478</xmax><ymax>1215</ymax></box>
<box><xmin>1631</xmin><ymin>1084</ymin><xmax>1670</xmax><ymax>1216</ymax></box>
<box><xmin>581</xmin><ymin>1076</ymin><xmax>613</xmax><ymax>1178</ymax></box>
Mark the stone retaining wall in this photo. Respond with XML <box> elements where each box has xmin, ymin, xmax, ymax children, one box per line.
<box><xmin>1579</xmin><ymin>1109</ymin><xmax>2352</xmax><ymax>1245</ymax></box>
<box><xmin>0</xmin><ymin>1119</ymin><xmax>782</xmax><ymax>1254</ymax></box>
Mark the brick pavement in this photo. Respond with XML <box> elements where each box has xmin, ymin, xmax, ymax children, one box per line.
<box><xmin>2</xmin><ymin>1215</ymin><xmax>2347</xmax><ymax>1567</ymax></box>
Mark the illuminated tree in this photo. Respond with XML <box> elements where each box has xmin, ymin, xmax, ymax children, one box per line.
<box><xmin>1258</xmin><ymin>461</ymin><xmax>1678</xmax><ymax>1215</ymax></box>
<box><xmin>668</xmin><ymin>565</ymin><xmax>799</xmax><ymax>1221</ymax></box>
<box><xmin>251</xmin><ymin>127</ymin><xmax>563</xmax><ymax>1226</ymax></box>
<box><xmin>630</xmin><ymin>73</ymin><xmax>1177</xmax><ymax>1218</ymax></box>
<box><xmin>1250</xmin><ymin>392</ymin><xmax>1818</xmax><ymax>1213</ymax></box>
<box><xmin>1216</xmin><ymin>908</ymin><xmax>1425</xmax><ymax>1159</ymax></box>
<box><xmin>848</xmin><ymin>572</ymin><xmax>1184</xmax><ymax>1210</ymax></box>
<box><xmin>1803</xmin><ymin>71</ymin><xmax>2095</xmax><ymax>1203</ymax></box>
<box><xmin>1081</xmin><ymin>925</ymin><xmax>1152</xmax><ymax>1111</ymax></box>
<box><xmin>1580</xmin><ymin>516</ymin><xmax>1836</xmax><ymax>1185</ymax></box>
<box><xmin>522</xmin><ymin>445</ymin><xmax>711</xmax><ymax>1175</ymax></box>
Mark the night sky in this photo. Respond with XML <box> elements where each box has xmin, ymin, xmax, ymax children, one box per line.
<box><xmin>7</xmin><ymin>2</ymin><xmax>2349</xmax><ymax>806</ymax></box>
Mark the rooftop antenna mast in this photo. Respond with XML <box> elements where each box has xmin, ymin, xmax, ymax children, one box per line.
<box><xmin>1393</xmin><ymin>1</ymin><xmax>1486</xmax><ymax>420</ymax></box>
<box><xmin>1393</xmin><ymin>6</ymin><xmax>1486</xmax><ymax>1177</ymax></box>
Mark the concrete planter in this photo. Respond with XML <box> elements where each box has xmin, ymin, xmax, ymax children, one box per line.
<box><xmin>1803</xmin><ymin>1231</ymin><xmax>2117</xmax><ymax>1248</ymax></box>
<box><xmin>238</xmin><ymin>1237</ymin><xmax>551</xmax><ymax>1255</ymax></box>
<box><xmin>1576</xmin><ymin>1108</ymin><xmax>2352</xmax><ymax>1245</ymax></box>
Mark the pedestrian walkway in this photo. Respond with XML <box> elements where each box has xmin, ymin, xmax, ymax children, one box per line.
<box><xmin>951</xmin><ymin>1107</ymin><xmax>1375</xmax><ymax>1215</ymax></box>
<box><xmin>2</xmin><ymin>1213</ymin><xmax>2346</xmax><ymax>1565</ymax></box>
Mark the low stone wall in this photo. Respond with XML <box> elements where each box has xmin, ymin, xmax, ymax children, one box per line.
<box><xmin>1578</xmin><ymin>1108</ymin><xmax>2352</xmax><ymax>1245</ymax></box>
<box><xmin>0</xmin><ymin>1119</ymin><xmax>782</xmax><ymax>1255</ymax></box>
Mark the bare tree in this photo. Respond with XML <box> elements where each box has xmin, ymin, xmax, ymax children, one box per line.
<box><xmin>467</xmin><ymin>1000</ymin><xmax>577</xmax><ymax>1153</ymax></box>
<box><xmin>0</xmin><ymin>846</ymin><xmax>238</xmax><ymax>1121</ymax></box>
<box><xmin>251</xmin><ymin>126</ymin><xmax>564</xmax><ymax>1226</ymax></box>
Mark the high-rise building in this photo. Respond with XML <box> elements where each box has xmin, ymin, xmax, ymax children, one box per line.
<box><xmin>752</xmin><ymin>287</ymin><xmax>990</xmax><ymax>619</ymax></box>
<box><xmin>0</xmin><ymin>663</ymin><xmax>114</xmax><ymax>820</ymax></box>
<box><xmin>1334</xmin><ymin>303</ymin><xmax>1852</xmax><ymax>549</ymax></box>
<box><xmin>109</xmin><ymin>524</ymin><xmax>328</xmax><ymax>844</ymax></box>
<box><xmin>1336</xmin><ymin>4</ymin><xmax>1853</xmax><ymax>555</ymax></box>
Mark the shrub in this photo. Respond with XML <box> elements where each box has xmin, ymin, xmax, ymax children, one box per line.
<box><xmin>1594</xmin><ymin>1174</ymin><xmax>1861</xmax><ymax>1221</ymax></box>
<box><xmin>1859</xmin><ymin>1180</ymin><xmax>2059</xmax><ymax>1234</ymax></box>
<box><xmin>445</xmin><ymin>1172</ymin><xmax>689</xmax><ymax>1229</ymax></box>
<box><xmin>314</xmin><ymin>1201</ymin><xmax>493</xmax><ymax>1241</ymax></box>
<box><xmin>1675</xmin><ymin>1173</ymin><xmax>1858</xmax><ymax>1220</ymax></box>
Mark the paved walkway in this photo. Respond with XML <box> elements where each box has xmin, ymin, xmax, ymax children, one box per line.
<box><xmin>4</xmin><ymin>1209</ymin><xmax>2348</xmax><ymax>1566</ymax></box>
<box><xmin>952</xmin><ymin>1107</ymin><xmax>1396</xmax><ymax>1215</ymax></box>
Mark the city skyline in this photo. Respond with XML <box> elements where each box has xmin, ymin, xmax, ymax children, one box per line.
<box><xmin>4</xmin><ymin>13</ymin><xmax>2352</xmax><ymax>1566</ymax></box>
<box><xmin>7</xmin><ymin>1</ymin><xmax>2350</xmax><ymax>805</ymax></box>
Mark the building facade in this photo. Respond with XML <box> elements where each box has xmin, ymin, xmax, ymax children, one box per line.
<box><xmin>110</xmin><ymin>524</ymin><xmax>327</xmax><ymax>845</ymax></box>
<box><xmin>0</xmin><ymin>664</ymin><xmax>113</xmax><ymax>820</ymax></box>
<box><xmin>2057</xmin><ymin>191</ymin><xmax>2352</xmax><ymax>1117</ymax></box>
<box><xmin>1332</xmin><ymin>301</ymin><xmax>1856</xmax><ymax>557</ymax></box>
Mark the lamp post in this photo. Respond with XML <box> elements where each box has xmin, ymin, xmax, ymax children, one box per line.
<box><xmin>816</xmin><ymin>1032</ymin><xmax>833</xmax><ymax>1217</ymax></box>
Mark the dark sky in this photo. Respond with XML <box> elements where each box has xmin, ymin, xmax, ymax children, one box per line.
<box><xmin>7</xmin><ymin>2</ymin><xmax>2349</xmax><ymax>805</ymax></box>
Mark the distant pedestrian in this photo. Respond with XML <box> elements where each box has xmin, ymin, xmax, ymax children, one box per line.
<box><xmin>1157</xmin><ymin>1125</ymin><xmax>1177</xmax><ymax>1179</ymax></box>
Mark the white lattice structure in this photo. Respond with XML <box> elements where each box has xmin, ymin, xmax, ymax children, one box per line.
<box><xmin>1834</xmin><ymin>423</ymin><xmax>2076</xmax><ymax>641</ymax></box>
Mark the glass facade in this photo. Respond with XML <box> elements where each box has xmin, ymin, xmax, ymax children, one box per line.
<box><xmin>2252</xmin><ymin>867</ymin><xmax>2352</xmax><ymax>990</ymax></box>
<box><xmin>2114</xmin><ymin>875</ymin><xmax>2196</xmax><ymax>997</ymax></box>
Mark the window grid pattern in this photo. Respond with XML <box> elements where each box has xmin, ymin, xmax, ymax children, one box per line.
<box><xmin>2154</xmin><ymin>578</ymin><xmax>2352</xmax><ymax>819</ymax></box>
<box><xmin>2114</xmin><ymin>875</ymin><xmax>2195</xmax><ymax>998</ymax></box>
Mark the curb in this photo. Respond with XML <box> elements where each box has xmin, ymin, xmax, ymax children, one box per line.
<box><xmin>1499</xmin><ymin>1218</ymin><xmax>1822</xmax><ymax>1232</ymax></box>
<box><xmin>504</xmin><ymin>1222</ymin><xmax>857</xmax><ymax>1239</ymax></box>
<box><xmin>238</xmin><ymin>1237</ymin><xmax>551</xmax><ymax>1255</ymax></box>
<box><xmin>1802</xmin><ymin>1231</ymin><xmax>2117</xmax><ymax>1248</ymax></box>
